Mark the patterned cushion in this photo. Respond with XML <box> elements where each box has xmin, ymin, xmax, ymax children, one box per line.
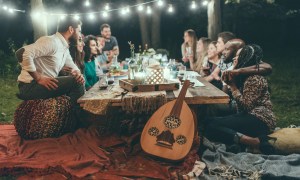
<box><xmin>14</xmin><ymin>96</ymin><xmax>73</xmax><ymax>140</ymax></box>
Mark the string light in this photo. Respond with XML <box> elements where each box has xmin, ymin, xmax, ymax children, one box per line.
<box><xmin>137</xmin><ymin>5</ymin><xmax>144</xmax><ymax>11</ymax></box>
<box><xmin>73</xmin><ymin>14</ymin><xmax>80</xmax><ymax>20</ymax></box>
<box><xmin>202</xmin><ymin>0</ymin><xmax>209</xmax><ymax>6</ymax></box>
<box><xmin>168</xmin><ymin>4</ymin><xmax>174</xmax><ymax>13</ymax></box>
<box><xmin>0</xmin><ymin>0</ymin><xmax>207</xmax><ymax>19</ymax></box>
<box><xmin>88</xmin><ymin>13</ymin><xmax>95</xmax><ymax>20</ymax></box>
<box><xmin>60</xmin><ymin>14</ymin><xmax>66</xmax><ymax>20</ymax></box>
<box><xmin>84</xmin><ymin>0</ymin><xmax>90</xmax><ymax>7</ymax></box>
<box><xmin>146</xmin><ymin>6</ymin><xmax>152</xmax><ymax>14</ymax></box>
<box><xmin>191</xmin><ymin>1</ymin><xmax>197</xmax><ymax>9</ymax></box>
<box><xmin>104</xmin><ymin>3</ymin><xmax>110</xmax><ymax>11</ymax></box>
<box><xmin>157</xmin><ymin>0</ymin><xmax>164</xmax><ymax>7</ymax></box>
<box><xmin>102</xmin><ymin>11</ymin><xmax>108</xmax><ymax>18</ymax></box>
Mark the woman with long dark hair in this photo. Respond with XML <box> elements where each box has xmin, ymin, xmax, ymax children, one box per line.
<box><xmin>83</xmin><ymin>35</ymin><xmax>102</xmax><ymax>90</ymax></box>
<box><xmin>205</xmin><ymin>44</ymin><xmax>276</xmax><ymax>154</ymax></box>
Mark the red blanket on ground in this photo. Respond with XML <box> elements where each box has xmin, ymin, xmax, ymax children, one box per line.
<box><xmin>0</xmin><ymin>125</ymin><xmax>199</xmax><ymax>179</ymax></box>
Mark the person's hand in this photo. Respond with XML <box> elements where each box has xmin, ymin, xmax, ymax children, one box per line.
<box><xmin>71</xmin><ymin>70</ymin><xmax>85</xmax><ymax>85</ymax></box>
<box><xmin>37</xmin><ymin>76</ymin><xmax>58</xmax><ymax>90</ymax></box>
<box><xmin>212</xmin><ymin>73</ymin><xmax>221</xmax><ymax>81</ymax></box>
<box><xmin>202</xmin><ymin>67</ymin><xmax>210</xmax><ymax>76</ymax></box>
<box><xmin>182</xmin><ymin>56</ymin><xmax>189</xmax><ymax>63</ymax></box>
<box><xmin>222</xmin><ymin>70</ymin><xmax>236</xmax><ymax>86</ymax></box>
<box><xmin>61</xmin><ymin>66</ymin><xmax>73</xmax><ymax>73</ymax></box>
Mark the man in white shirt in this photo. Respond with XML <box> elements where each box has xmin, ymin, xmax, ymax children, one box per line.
<box><xmin>16</xmin><ymin>18</ymin><xmax>85</xmax><ymax>108</ymax></box>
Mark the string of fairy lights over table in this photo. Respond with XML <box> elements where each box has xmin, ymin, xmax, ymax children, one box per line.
<box><xmin>1</xmin><ymin>0</ymin><xmax>209</xmax><ymax>20</ymax></box>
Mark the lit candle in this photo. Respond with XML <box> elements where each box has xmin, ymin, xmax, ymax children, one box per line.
<box><xmin>134</xmin><ymin>72</ymin><xmax>146</xmax><ymax>84</ymax></box>
<box><xmin>163</xmin><ymin>67</ymin><xmax>170</xmax><ymax>79</ymax></box>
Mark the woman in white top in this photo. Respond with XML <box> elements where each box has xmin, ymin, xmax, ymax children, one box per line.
<box><xmin>181</xmin><ymin>29</ymin><xmax>197</xmax><ymax>69</ymax></box>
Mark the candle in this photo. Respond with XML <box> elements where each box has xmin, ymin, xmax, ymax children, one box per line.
<box><xmin>134</xmin><ymin>72</ymin><xmax>146</xmax><ymax>84</ymax></box>
<box><xmin>163</xmin><ymin>67</ymin><xmax>170</xmax><ymax>80</ymax></box>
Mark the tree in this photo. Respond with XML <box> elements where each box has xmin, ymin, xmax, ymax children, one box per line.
<box><xmin>30</xmin><ymin>0</ymin><xmax>48</xmax><ymax>41</ymax></box>
<box><xmin>207</xmin><ymin>0</ymin><xmax>222</xmax><ymax>40</ymax></box>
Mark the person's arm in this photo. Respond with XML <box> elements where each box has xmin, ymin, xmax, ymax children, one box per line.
<box><xmin>204</xmin><ymin>66</ymin><xmax>221</xmax><ymax>82</ymax></box>
<box><xmin>230</xmin><ymin>62</ymin><xmax>272</xmax><ymax>77</ymax></box>
<box><xmin>20</xmin><ymin>37</ymin><xmax>59</xmax><ymax>90</ymax></box>
<box><xmin>230</xmin><ymin>76</ymin><xmax>266</xmax><ymax>111</ymax></box>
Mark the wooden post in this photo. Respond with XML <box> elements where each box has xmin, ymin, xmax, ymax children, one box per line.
<box><xmin>207</xmin><ymin>0</ymin><xmax>222</xmax><ymax>40</ymax></box>
<box><xmin>30</xmin><ymin>0</ymin><xmax>48</xmax><ymax>41</ymax></box>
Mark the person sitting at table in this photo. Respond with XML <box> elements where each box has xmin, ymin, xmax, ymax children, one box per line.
<box><xmin>95</xmin><ymin>35</ymin><xmax>115</xmax><ymax>73</ymax></box>
<box><xmin>205</xmin><ymin>44</ymin><xmax>276</xmax><ymax>154</ymax></box>
<box><xmin>192</xmin><ymin>37</ymin><xmax>211</xmax><ymax>75</ymax></box>
<box><xmin>100</xmin><ymin>23</ymin><xmax>119</xmax><ymax>56</ymax></box>
<box><xmin>83</xmin><ymin>35</ymin><xmax>103</xmax><ymax>91</ymax></box>
<box><xmin>60</xmin><ymin>34</ymin><xmax>85</xmax><ymax>76</ymax></box>
<box><xmin>205</xmin><ymin>32</ymin><xmax>273</xmax><ymax>91</ymax></box>
<box><xmin>202</xmin><ymin>41</ymin><xmax>222</xmax><ymax>89</ymax></box>
<box><xmin>181</xmin><ymin>29</ymin><xmax>197</xmax><ymax>69</ymax></box>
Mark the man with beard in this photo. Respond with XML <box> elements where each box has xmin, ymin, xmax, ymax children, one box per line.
<box><xmin>205</xmin><ymin>39</ymin><xmax>245</xmax><ymax>85</ymax></box>
<box><xmin>16</xmin><ymin>18</ymin><xmax>85</xmax><ymax>107</ymax></box>
<box><xmin>100</xmin><ymin>23</ymin><xmax>119</xmax><ymax>56</ymax></box>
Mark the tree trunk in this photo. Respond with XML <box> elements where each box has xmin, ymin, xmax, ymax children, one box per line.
<box><xmin>137</xmin><ymin>0</ymin><xmax>150</xmax><ymax>48</ymax></box>
<box><xmin>151</xmin><ymin>10</ymin><xmax>161</xmax><ymax>49</ymax></box>
<box><xmin>207</xmin><ymin>0</ymin><xmax>222</xmax><ymax>40</ymax></box>
<box><xmin>30</xmin><ymin>0</ymin><xmax>48</xmax><ymax>41</ymax></box>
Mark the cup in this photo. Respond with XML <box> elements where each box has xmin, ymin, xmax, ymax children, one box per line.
<box><xmin>107</xmin><ymin>76</ymin><xmax>115</xmax><ymax>85</ymax></box>
<box><xmin>99</xmin><ymin>74</ymin><xmax>108</xmax><ymax>90</ymax></box>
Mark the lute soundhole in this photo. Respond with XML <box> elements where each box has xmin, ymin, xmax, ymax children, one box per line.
<box><xmin>148</xmin><ymin>127</ymin><xmax>160</xmax><ymax>136</ymax></box>
<box><xmin>164</xmin><ymin>115</ymin><xmax>181</xmax><ymax>129</ymax></box>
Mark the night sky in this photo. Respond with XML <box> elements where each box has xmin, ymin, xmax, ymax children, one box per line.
<box><xmin>1</xmin><ymin>0</ymin><xmax>300</xmax><ymax>60</ymax></box>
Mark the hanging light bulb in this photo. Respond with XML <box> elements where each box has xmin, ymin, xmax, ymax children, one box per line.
<box><xmin>105</xmin><ymin>3</ymin><xmax>110</xmax><ymax>10</ymax></box>
<box><xmin>120</xmin><ymin>7</ymin><xmax>127</xmax><ymax>15</ymax></box>
<box><xmin>137</xmin><ymin>5</ymin><xmax>144</xmax><ymax>11</ymax></box>
<box><xmin>146</xmin><ymin>6</ymin><xmax>152</xmax><ymax>14</ymax></box>
<box><xmin>202</xmin><ymin>0</ymin><xmax>209</xmax><ymax>6</ymax></box>
<box><xmin>191</xmin><ymin>1</ymin><xmax>197</xmax><ymax>9</ymax></box>
<box><xmin>73</xmin><ymin>14</ymin><xmax>80</xmax><ymax>20</ymax></box>
<box><xmin>102</xmin><ymin>11</ymin><xmax>108</xmax><ymax>18</ymax></box>
<box><xmin>157</xmin><ymin>0</ymin><xmax>164</xmax><ymax>7</ymax></box>
<box><xmin>8</xmin><ymin>8</ymin><xmax>14</xmax><ymax>13</ymax></box>
<box><xmin>60</xmin><ymin>14</ymin><xmax>66</xmax><ymax>20</ymax></box>
<box><xmin>3</xmin><ymin>6</ymin><xmax>8</xmax><ymax>10</ymax></box>
<box><xmin>125</xmin><ymin>6</ymin><xmax>130</xmax><ymax>13</ymax></box>
<box><xmin>88</xmin><ymin>13</ymin><xmax>95</xmax><ymax>20</ymax></box>
<box><xmin>168</xmin><ymin>4</ymin><xmax>174</xmax><ymax>13</ymax></box>
<box><xmin>84</xmin><ymin>0</ymin><xmax>90</xmax><ymax>7</ymax></box>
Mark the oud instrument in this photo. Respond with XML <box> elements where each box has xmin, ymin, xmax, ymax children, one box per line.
<box><xmin>140</xmin><ymin>80</ymin><xmax>195</xmax><ymax>161</ymax></box>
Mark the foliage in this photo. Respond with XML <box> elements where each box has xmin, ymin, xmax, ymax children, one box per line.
<box><xmin>0</xmin><ymin>50</ymin><xmax>20</xmax><ymax>75</ymax></box>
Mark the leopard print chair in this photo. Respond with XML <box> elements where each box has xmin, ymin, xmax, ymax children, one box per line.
<box><xmin>14</xmin><ymin>95</ymin><xmax>74</xmax><ymax>140</ymax></box>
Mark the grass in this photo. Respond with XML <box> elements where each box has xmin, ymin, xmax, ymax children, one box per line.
<box><xmin>0</xmin><ymin>50</ymin><xmax>299</xmax><ymax>127</ymax></box>
<box><xmin>0</xmin><ymin>74</ymin><xmax>21</xmax><ymax>124</ymax></box>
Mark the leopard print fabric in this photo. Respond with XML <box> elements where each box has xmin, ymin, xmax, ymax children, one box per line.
<box><xmin>14</xmin><ymin>95</ymin><xmax>73</xmax><ymax>140</ymax></box>
<box><xmin>232</xmin><ymin>75</ymin><xmax>276</xmax><ymax>130</ymax></box>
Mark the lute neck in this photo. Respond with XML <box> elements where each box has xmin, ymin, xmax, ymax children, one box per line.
<box><xmin>170</xmin><ymin>80</ymin><xmax>190</xmax><ymax>117</ymax></box>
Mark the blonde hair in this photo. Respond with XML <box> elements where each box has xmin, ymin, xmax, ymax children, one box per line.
<box><xmin>194</xmin><ymin>37</ymin><xmax>211</xmax><ymax>73</ymax></box>
<box><xmin>182</xmin><ymin>29</ymin><xmax>198</xmax><ymax>63</ymax></box>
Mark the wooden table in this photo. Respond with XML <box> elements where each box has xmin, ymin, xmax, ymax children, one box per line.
<box><xmin>78</xmin><ymin>77</ymin><xmax>229</xmax><ymax>108</ymax></box>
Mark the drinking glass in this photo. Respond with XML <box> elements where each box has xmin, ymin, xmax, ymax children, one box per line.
<box><xmin>99</xmin><ymin>74</ymin><xmax>108</xmax><ymax>90</ymax></box>
<box><xmin>107</xmin><ymin>76</ymin><xmax>115</xmax><ymax>85</ymax></box>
